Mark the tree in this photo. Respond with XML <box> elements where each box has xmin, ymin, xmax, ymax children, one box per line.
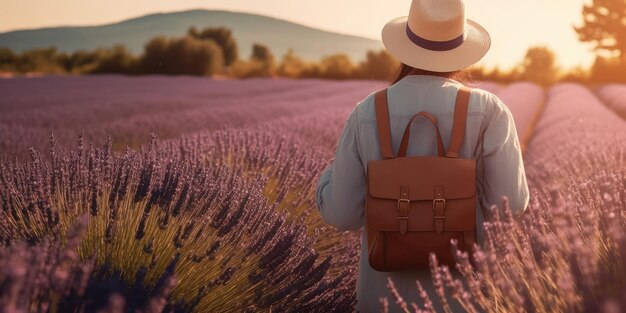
<box><xmin>90</xmin><ymin>45</ymin><xmax>138</xmax><ymax>74</ymax></box>
<box><xmin>17</xmin><ymin>47</ymin><xmax>65</xmax><ymax>74</ymax></box>
<box><xmin>356</xmin><ymin>50</ymin><xmax>399</xmax><ymax>81</ymax></box>
<box><xmin>320</xmin><ymin>54</ymin><xmax>355</xmax><ymax>80</ymax></box>
<box><xmin>517</xmin><ymin>46</ymin><xmax>559</xmax><ymax>87</ymax></box>
<box><xmin>573</xmin><ymin>0</ymin><xmax>626</xmax><ymax>61</ymax></box>
<box><xmin>139</xmin><ymin>35</ymin><xmax>224</xmax><ymax>76</ymax></box>
<box><xmin>61</xmin><ymin>49</ymin><xmax>110</xmax><ymax>74</ymax></box>
<box><xmin>277</xmin><ymin>49</ymin><xmax>309</xmax><ymax>78</ymax></box>
<box><xmin>559</xmin><ymin>65</ymin><xmax>591</xmax><ymax>84</ymax></box>
<box><xmin>188</xmin><ymin>26</ymin><xmax>238</xmax><ymax>66</ymax></box>
<box><xmin>250</xmin><ymin>43</ymin><xmax>276</xmax><ymax>76</ymax></box>
<box><xmin>0</xmin><ymin>48</ymin><xmax>17</xmax><ymax>72</ymax></box>
<box><xmin>251</xmin><ymin>43</ymin><xmax>272</xmax><ymax>63</ymax></box>
<box><xmin>228</xmin><ymin>43</ymin><xmax>277</xmax><ymax>78</ymax></box>
<box><xmin>590</xmin><ymin>55</ymin><xmax>626</xmax><ymax>83</ymax></box>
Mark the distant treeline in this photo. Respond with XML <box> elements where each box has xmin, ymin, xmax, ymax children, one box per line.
<box><xmin>0</xmin><ymin>26</ymin><xmax>402</xmax><ymax>81</ymax></box>
<box><xmin>0</xmin><ymin>26</ymin><xmax>625</xmax><ymax>86</ymax></box>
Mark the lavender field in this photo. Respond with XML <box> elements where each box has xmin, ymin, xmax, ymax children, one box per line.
<box><xmin>0</xmin><ymin>75</ymin><xmax>625</xmax><ymax>312</ymax></box>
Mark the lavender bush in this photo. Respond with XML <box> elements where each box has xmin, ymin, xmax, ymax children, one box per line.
<box><xmin>595</xmin><ymin>84</ymin><xmax>626</xmax><ymax>119</ymax></box>
<box><xmin>0</xmin><ymin>75</ymin><xmax>383</xmax><ymax>159</ymax></box>
<box><xmin>0</xmin><ymin>216</ymin><xmax>179</xmax><ymax>312</ymax></box>
<box><xmin>1</xmin><ymin>76</ymin><xmax>624</xmax><ymax>312</ymax></box>
<box><xmin>385</xmin><ymin>83</ymin><xmax>626</xmax><ymax>312</ymax></box>
<box><xmin>1</xmin><ymin>76</ymin><xmax>381</xmax><ymax>312</ymax></box>
<box><xmin>0</xmin><ymin>133</ymin><xmax>355</xmax><ymax>312</ymax></box>
<box><xmin>494</xmin><ymin>82</ymin><xmax>545</xmax><ymax>153</ymax></box>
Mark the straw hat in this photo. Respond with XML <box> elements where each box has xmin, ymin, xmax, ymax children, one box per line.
<box><xmin>381</xmin><ymin>0</ymin><xmax>491</xmax><ymax>72</ymax></box>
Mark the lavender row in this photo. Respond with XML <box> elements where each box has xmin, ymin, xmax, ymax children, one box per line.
<box><xmin>493</xmin><ymin>82</ymin><xmax>545</xmax><ymax>153</ymax></box>
<box><xmin>526</xmin><ymin>82</ymin><xmax>626</xmax><ymax>183</ymax></box>
<box><xmin>168</xmin><ymin>79</ymin><xmax>517</xmax><ymax>160</ymax></box>
<box><xmin>0</xmin><ymin>77</ymin><xmax>380</xmax><ymax>311</ymax></box>
<box><xmin>159</xmin><ymin>106</ymin><xmax>364</xmax><ymax>284</ymax></box>
<box><xmin>595</xmin><ymin>84</ymin><xmax>626</xmax><ymax>119</ymax></box>
<box><xmin>0</xmin><ymin>75</ymin><xmax>502</xmax><ymax>160</ymax></box>
<box><xmin>387</xmin><ymin>83</ymin><xmax>626</xmax><ymax>312</ymax></box>
<box><xmin>3</xmin><ymin>77</ymin><xmax>623</xmax><ymax>312</ymax></box>
<box><xmin>0</xmin><ymin>216</ymin><xmax>181</xmax><ymax>312</ymax></box>
<box><xmin>149</xmin><ymin>80</ymin><xmax>546</xmax><ymax>308</ymax></box>
<box><xmin>508</xmin><ymin>83</ymin><xmax>626</xmax><ymax>311</ymax></box>
<box><xmin>0</xmin><ymin>75</ymin><xmax>382</xmax><ymax>158</ymax></box>
<box><xmin>0</xmin><ymin>135</ymin><xmax>356</xmax><ymax>312</ymax></box>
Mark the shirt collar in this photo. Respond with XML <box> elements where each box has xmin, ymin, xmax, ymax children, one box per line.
<box><xmin>399</xmin><ymin>74</ymin><xmax>462</xmax><ymax>85</ymax></box>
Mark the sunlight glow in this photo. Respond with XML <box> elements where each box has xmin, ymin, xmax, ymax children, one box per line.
<box><xmin>0</xmin><ymin>0</ymin><xmax>597</xmax><ymax>71</ymax></box>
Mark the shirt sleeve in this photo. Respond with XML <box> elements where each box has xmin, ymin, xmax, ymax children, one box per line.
<box><xmin>315</xmin><ymin>108</ymin><xmax>366</xmax><ymax>231</ymax></box>
<box><xmin>480</xmin><ymin>94</ymin><xmax>530</xmax><ymax>217</ymax></box>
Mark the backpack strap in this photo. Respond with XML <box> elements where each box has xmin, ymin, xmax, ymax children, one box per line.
<box><xmin>375</xmin><ymin>89</ymin><xmax>395</xmax><ymax>159</ymax></box>
<box><xmin>446</xmin><ymin>86</ymin><xmax>472</xmax><ymax>158</ymax></box>
<box><xmin>397</xmin><ymin>111</ymin><xmax>445</xmax><ymax>158</ymax></box>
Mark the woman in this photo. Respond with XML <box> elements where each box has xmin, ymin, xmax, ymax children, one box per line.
<box><xmin>315</xmin><ymin>0</ymin><xmax>530</xmax><ymax>312</ymax></box>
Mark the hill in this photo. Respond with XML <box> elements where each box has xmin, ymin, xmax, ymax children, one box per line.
<box><xmin>0</xmin><ymin>9</ymin><xmax>383</xmax><ymax>62</ymax></box>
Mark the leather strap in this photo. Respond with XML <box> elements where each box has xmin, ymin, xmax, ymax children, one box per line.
<box><xmin>446</xmin><ymin>86</ymin><xmax>472</xmax><ymax>158</ymax></box>
<box><xmin>375</xmin><ymin>89</ymin><xmax>394</xmax><ymax>159</ymax></box>
<box><xmin>398</xmin><ymin>111</ymin><xmax>445</xmax><ymax>158</ymax></box>
<box><xmin>397</xmin><ymin>186</ymin><xmax>410</xmax><ymax>235</ymax></box>
<box><xmin>433</xmin><ymin>185</ymin><xmax>445</xmax><ymax>234</ymax></box>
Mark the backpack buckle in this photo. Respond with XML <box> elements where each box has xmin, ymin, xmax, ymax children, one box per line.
<box><xmin>432</xmin><ymin>198</ymin><xmax>446</xmax><ymax>218</ymax></box>
<box><xmin>397</xmin><ymin>187</ymin><xmax>411</xmax><ymax>216</ymax></box>
<box><xmin>397</xmin><ymin>199</ymin><xmax>411</xmax><ymax>218</ymax></box>
<box><xmin>397</xmin><ymin>190</ymin><xmax>410</xmax><ymax>234</ymax></box>
<box><xmin>433</xmin><ymin>198</ymin><xmax>446</xmax><ymax>234</ymax></box>
<box><xmin>397</xmin><ymin>198</ymin><xmax>410</xmax><ymax>208</ymax></box>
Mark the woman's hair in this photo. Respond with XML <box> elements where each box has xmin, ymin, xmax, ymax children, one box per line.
<box><xmin>390</xmin><ymin>63</ymin><xmax>475</xmax><ymax>85</ymax></box>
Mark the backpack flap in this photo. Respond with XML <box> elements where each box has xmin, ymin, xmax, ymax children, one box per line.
<box><xmin>366</xmin><ymin>156</ymin><xmax>477</xmax><ymax>232</ymax></box>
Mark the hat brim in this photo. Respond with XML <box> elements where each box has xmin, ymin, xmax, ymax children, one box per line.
<box><xmin>381</xmin><ymin>16</ymin><xmax>491</xmax><ymax>72</ymax></box>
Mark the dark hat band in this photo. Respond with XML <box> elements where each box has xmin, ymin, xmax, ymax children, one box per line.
<box><xmin>405</xmin><ymin>24</ymin><xmax>465</xmax><ymax>51</ymax></box>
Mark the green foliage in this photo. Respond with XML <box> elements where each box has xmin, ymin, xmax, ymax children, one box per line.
<box><xmin>276</xmin><ymin>49</ymin><xmax>310</xmax><ymax>78</ymax></box>
<box><xmin>516</xmin><ymin>46</ymin><xmax>559</xmax><ymax>87</ymax></box>
<box><xmin>59</xmin><ymin>49</ymin><xmax>108</xmax><ymax>73</ymax></box>
<box><xmin>229</xmin><ymin>59</ymin><xmax>266</xmax><ymax>78</ymax></box>
<box><xmin>467</xmin><ymin>66</ymin><xmax>522</xmax><ymax>84</ymax></box>
<box><xmin>13</xmin><ymin>47</ymin><xmax>66</xmax><ymax>74</ymax></box>
<box><xmin>230</xmin><ymin>43</ymin><xmax>275</xmax><ymax>78</ymax></box>
<box><xmin>574</xmin><ymin>0</ymin><xmax>626</xmax><ymax>61</ymax></box>
<box><xmin>251</xmin><ymin>43</ymin><xmax>274</xmax><ymax>64</ymax></box>
<box><xmin>299</xmin><ymin>62</ymin><xmax>325</xmax><ymax>78</ymax></box>
<box><xmin>89</xmin><ymin>45</ymin><xmax>138</xmax><ymax>74</ymax></box>
<box><xmin>139</xmin><ymin>35</ymin><xmax>224</xmax><ymax>76</ymax></box>
<box><xmin>558</xmin><ymin>65</ymin><xmax>591</xmax><ymax>84</ymax></box>
<box><xmin>1</xmin><ymin>20</ymin><xmax>624</xmax><ymax>83</ymax></box>
<box><xmin>0</xmin><ymin>47</ymin><xmax>17</xmax><ymax>72</ymax></box>
<box><xmin>319</xmin><ymin>54</ymin><xmax>355</xmax><ymax>80</ymax></box>
<box><xmin>590</xmin><ymin>56</ymin><xmax>626</xmax><ymax>83</ymax></box>
<box><xmin>188</xmin><ymin>26</ymin><xmax>238</xmax><ymax>66</ymax></box>
<box><xmin>355</xmin><ymin>50</ymin><xmax>399</xmax><ymax>81</ymax></box>
<box><xmin>0</xmin><ymin>46</ymin><xmax>137</xmax><ymax>75</ymax></box>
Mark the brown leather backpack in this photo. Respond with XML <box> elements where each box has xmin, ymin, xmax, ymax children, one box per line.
<box><xmin>366</xmin><ymin>86</ymin><xmax>476</xmax><ymax>272</ymax></box>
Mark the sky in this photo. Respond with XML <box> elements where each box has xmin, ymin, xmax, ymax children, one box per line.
<box><xmin>0</xmin><ymin>0</ymin><xmax>596</xmax><ymax>71</ymax></box>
